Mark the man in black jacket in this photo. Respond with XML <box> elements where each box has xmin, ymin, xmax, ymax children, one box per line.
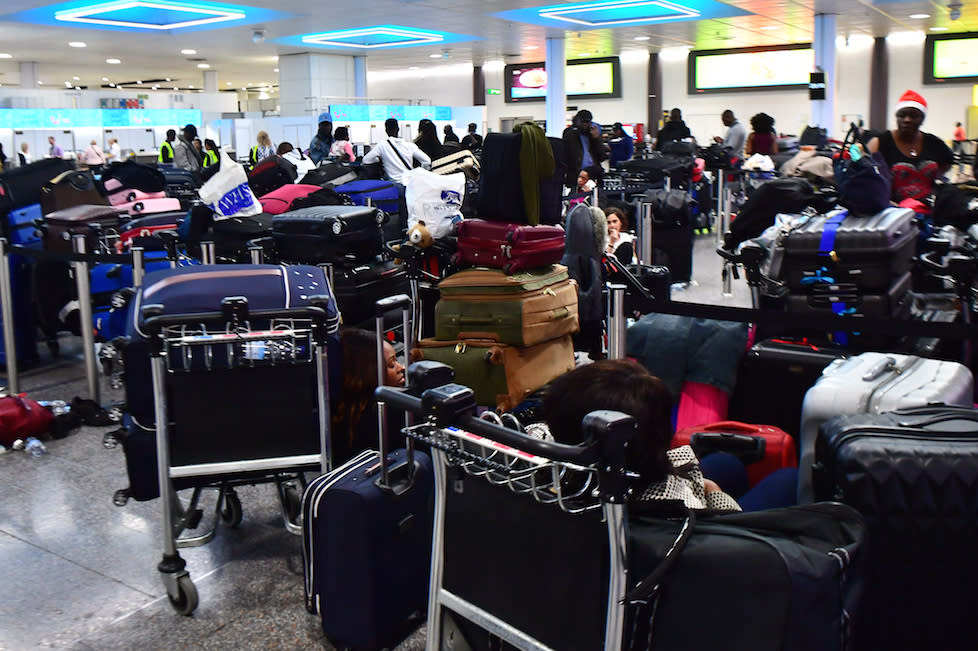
<box><xmin>655</xmin><ymin>108</ymin><xmax>693</xmax><ymax>150</ymax></box>
<box><xmin>562</xmin><ymin>109</ymin><xmax>607</xmax><ymax>189</ymax></box>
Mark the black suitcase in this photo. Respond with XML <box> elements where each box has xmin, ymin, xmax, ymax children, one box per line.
<box><xmin>619</xmin><ymin>154</ymin><xmax>693</xmax><ymax>185</ymax></box>
<box><xmin>299</xmin><ymin>163</ymin><xmax>358</xmax><ymax>187</ymax></box>
<box><xmin>728</xmin><ymin>338</ymin><xmax>849</xmax><ymax>440</ymax></box>
<box><xmin>272</xmin><ymin>205</ymin><xmax>384</xmax><ymax>265</ymax></box>
<box><xmin>782</xmin><ymin>207</ymin><xmax>918</xmax><ymax>292</ymax></box>
<box><xmin>101</xmin><ymin>160</ymin><xmax>167</xmax><ymax>194</ymax></box>
<box><xmin>0</xmin><ymin>158</ymin><xmax>75</xmax><ymax>211</ymax></box>
<box><xmin>248</xmin><ymin>155</ymin><xmax>297</xmax><ymax>197</ymax></box>
<box><xmin>785</xmin><ymin>271</ymin><xmax>913</xmax><ymax>319</ymax></box>
<box><xmin>604</xmin><ymin>256</ymin><xmax>671</xmax><ymax>316</ymax></box>
<box><xmin>651</xmin><ymin>224</ymin><xmax>694</xmax><ymax>284</ymax></box>
<box><xmin>539</xmin><ymin>137</ymin><xmax>566</xmax><ymax>226</ymax></box>
<box><xmin>209</xmin><ymin>213</ymin><xmax>274</xmax><ymax>262</ymax></box>
<box><xmin>160</xmin><ymin>167</ymin><xmax>200</xmax><ymax>208</ymax></box>
<box><xmin>331</xmin><ymin>260</ymin><xmax>411</xmax><ymax>328</ymax></box>
<box><xmin>477</xmin><ymin>132</ymin><xmax>524</xmax><ymax>223</ymax></box>
<box><xmin>816</xmin><ymin>405</ymin><xmax>978</xmax><ymax>650</ymax></box>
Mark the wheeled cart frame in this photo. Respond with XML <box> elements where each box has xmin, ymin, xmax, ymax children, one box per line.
<box><xmin>141</xmin><ymin>295</ymin><xmax>334</xmax><ymax>614</ymax></box>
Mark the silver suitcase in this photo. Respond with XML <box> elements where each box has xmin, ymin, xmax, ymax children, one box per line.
<box><xmin>798</xmin><ymin>352</ymin><xmax>973</xmax><ymax>502</ymax></box>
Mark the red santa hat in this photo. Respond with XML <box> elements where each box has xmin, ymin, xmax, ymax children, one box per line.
<box><xmin>895</xmin><ymin>90</ymin><xmax>927</xmax><ymax>117</ymax></box>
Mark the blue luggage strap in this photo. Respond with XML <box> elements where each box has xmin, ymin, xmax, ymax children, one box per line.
<box><xmin>818</xmin><ymin>209</ymin><xmax>848</xmax><ymax>263</ymax></box>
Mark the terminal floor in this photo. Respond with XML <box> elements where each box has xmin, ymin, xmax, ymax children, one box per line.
<box><xmin>0</xmin><ymin>233</ymin><xmax>748</xmax><ymax>650</ymax></box>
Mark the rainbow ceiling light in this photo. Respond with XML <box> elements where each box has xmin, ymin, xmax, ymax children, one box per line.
<box><xmin>539</xmin><ymin>0</ymin><xmax>699</xmax><ymax>26</ymax></box>
<box><xmin>6</xmin><ymin>0</ymin><xmax>287</xmax><ymax>32</ymax></box>
<box><xmin>280</xmin><ymin>25</ymin><xmax>477</xmax><ymax>50</ymax></box>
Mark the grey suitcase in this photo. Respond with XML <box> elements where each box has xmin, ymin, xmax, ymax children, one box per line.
<box><xmin>797</xmin><ymin>352</ymin><xmax>974</xmax><ymax>502</ymax></box>
<box><xmin>782</xmin><ymin>207</ymin><xmax>918</xmax><ymax>292</ymax></box>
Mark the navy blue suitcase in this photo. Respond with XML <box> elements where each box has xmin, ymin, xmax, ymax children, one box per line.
<box><xmin>1</xmin><ymin>203</ymin><xmax>43</xmax><ymax>365</ymax></box>
<box><xmin>333</xmin><ymin>179</ymin><xmax>406</xmax><ymax>241</ymax></box>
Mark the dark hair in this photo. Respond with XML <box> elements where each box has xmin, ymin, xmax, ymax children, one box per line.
<box><xmin>605</xmin><ymin>206</ymin><xmax>628</xmax><ymax>230</ymax></box>
<box><xmin>204</xmin><ymin>138</ymin><xmax>218</xmax><ymax>151</ymax></box>
<box><xmin>613</xmin><ymin>122</ymin><xmax>623</xmax><ymax>131</ymax></box>
<box><xmin>542</xmin><ymin>359</ymin><xmax>674</xmax><ymax>485</ymax></box>
<box><xmin>276</xmin><ymin>142</ymin><xmax>294</xmax><ymax>155</ymax></box>
<box><xmin>443</xmin><ymin>124</ymin><xmax>456</xmax><ymax>136</ymax></box>
<box><xmin>166</xmin><ymin>129</ymin><xmax>176</xmax><ymax>139</ymax></box>
<box><xmin>183</xmin><ymin>124</ymin><xmax>197</xmax><ymax>139</ymax></box>
<box><xmin>332</xmin><ymin>329</ymin><xmax>381</xmax><ymax>448</ymax></box>
<box><xmin>467</xmin><ymin>122</ymin><xmax>477</xmax><ymax>132</ymax></box>
<box><xmin>721</xmin><ymin>109</ymin><xmax>734</xmax><ymax>120</ymax></box>
<box><xmin>750</xmin><ymin>112</ymin><xmax>775</xmax><ymax>134</ymax></box>
<box><xmin>333</xmin><ymin>126</ymin><xmax>350</xmax><ymax>141</ymax></box>
<box><xmin>384</xmin><ymin>118</ymin><xmax>399</xmax><ymax>136</ymax></box>
<box><xmin>670</xmin><ymin>108</ymin><xmax>682</xmax><ymax>121</ymax></box>
<box><xmin>575</xmin><ymin>109</ymin><xmax>593</xmax><ymax>123</ymax></box>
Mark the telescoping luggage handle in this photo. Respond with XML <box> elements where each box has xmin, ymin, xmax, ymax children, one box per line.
<box><xmin>375</xmin><ymin>294</ymin><xmax>415</xmax><ymax>491</ymax></box>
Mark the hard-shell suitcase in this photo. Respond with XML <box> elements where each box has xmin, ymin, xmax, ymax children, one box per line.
<box><xmin>159</xmin><ymin>166</ymin><xmax>200</xmax><ymax>209</ymax></box>
<box><xmin>299</xmin><ymin>163</ymin><xmax>358</xmax><ymax>188</ymax></box>
<box><xmin>116</xmin><ymin>211</ymin><xmax>184</xmax><ymax>251</ymax></box>
<box><xmin>785</xmin><ymin>272</ymin><xmax>912</xmax><ymax>320</ymax></box>
<box><xmin>40</xmin><ymin>170</ymin><xmax>108</xmax><ymax>214</ymax></box>
<box><xmin>782</xmin><ymin>207</ymin><xmax>918</xmax><ymax>292</ymax></box>
<box><xmin>431</xmin><ymin>149</ymin><xmax>480</xmax><ymax>180</ymax></box>
<box><xmin>248</xmin><ymin>155</ymin><xmax>297</xmax><ymax>197</ymax></box>
<box><xmin>115</xmin><ymin>196</ymin><xmax>183</xmax><ymax>216</ymax></box>
<box><xmin>816</xmin><ymin>405</ymin><xmax>978</xmax><ymax>650</ymax></box>
<box><xmin>434</xmin><ymin>265</ymin><xmax>579</xmax><ymax>347</ymax></box>
<box><xmin>453</xmin><ymin>219</ymin><xmax>565</xmax><ymax>274</ymax></box>
<box><xmin>626</xmin><ymin>503</ymin><xmax>864</xmax><ymax>651</ymax></box>
<box><xmin>797</xmin><ymin>352</ymin><xmax>974</xmax><ymax>502</ymax></box>
<box><xmin>412</xmin><ymin>334</ymin><xmax>575</xmax><ymax>411</ymax></box>
<box><xmin>0</xmin><ymin>202</ymin><xmax>42</xmax><ymax>365</ymax></box>
<box><xmin>105</xmin><ymin>186</ymin><xmax>167</xmax><ymax>207</ymax></box>
<box><xmin>332</xmin><ymin>179</ymin><xmax>406</xmax><ymax>239</ymax></box>
<box><xmin>272</xmin><ymin>205</ymin><xmax>384</xmax><ymax>265</ymax></box>
<box><xmin>331</xmin><ymin>260</ymin><xmax>411</xmax><ymax>328</ymax></box>
<box><xmin>728</xmin><ymin>338</ymin><xmax>849</xmax><ymax>438</ymax></box>
<box><xmin>0</xmin><ymin>158</ymin><xmax>74</xmax><ymax>210</ymax></box>
<box><xmin>258</xmin><ymin>183</ymin><xmax>325</xmax><ymax>215</ymax></box>
<box><xmin>41</xmin><ymin>204</ymin><xmax>126</xmax><ymax>253</ymax></box>
<box><xmin>209</xmin><ymin>213</ymin><xmax>273</xmax><ymax>262</ymax></box>
<box><xmin>672</xmin><ymin>420</ymin><xmax>798</xmax><ymax>486</ymax></box>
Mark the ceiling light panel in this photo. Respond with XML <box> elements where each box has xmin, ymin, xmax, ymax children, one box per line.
<box><xmin>6</xmin><ymin>0</ymin><xmax>290</xmax><ymax>33</ymax></box>
<box><xmin>279</xmin><ymin>25</ymin><xmax>478</xmax><ymax>50</ymax></box>
<box><xmin>496</xmin><ymin>0</ymin><xmax>747</xmax><ymax>29</ymax></box>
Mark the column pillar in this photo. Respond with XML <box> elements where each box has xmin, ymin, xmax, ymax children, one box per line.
<box><xmin>20</xmin><ymin>61</ymin><xmax>39</xmax><ymax>88</ymax></box>
<box><xmin>869</xmin><ymin>37</ymin><xmax>889</xmax><ymax>133</ymax></box>
<box><xmin>545</xmin><ymin>37</ymin><xmax>566</xmax><ymax>138</ymax></box>
<box><xmin>811</xmin><ymin>13</ymin><xmax>838</xmax><ymax>137</ymax></box>
<box><xmin>648</xmin><ymin>52</ymin><xmax>661</xmax><ymax>138</ymax></box>
<box><xmin>353</xmin><ymin>56</ymin><xmax>367</xmax><ymax>102</ymax></box>
<box><xmin>203</xmin><ymin>70</ymin><xmax>218</xmax><ymax>93</ymax></box>
<box><xmin>278</xmin><ymin>53</ymin><xmax>358</xmax><ymax>117</ymax></box>
<box><xmin>473</xmin><ymin>66</ymin><xmax>485</xmax><ymax>106</ymax></box>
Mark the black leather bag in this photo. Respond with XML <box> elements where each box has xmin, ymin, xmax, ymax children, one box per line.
<box><xmin>645</xmin><ymin>188</ymin><xmax>693</xmax><ymax>230</ymax></box>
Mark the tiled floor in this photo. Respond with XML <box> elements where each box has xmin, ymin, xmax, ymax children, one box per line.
<box><xmin>0</xmin><ymin>233</ymin><xmax>748</xmax><ymax>650</ymax></box>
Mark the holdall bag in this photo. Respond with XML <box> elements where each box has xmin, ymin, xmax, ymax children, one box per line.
<box><xmin>0</xmin><ymin>395</ymin><xmax>55</xmax><ymax>446</ymax></box>
<box><xmin>41</xmin><ymin>203</ymin><xmax>126</xmax><ymax>253</ymax></box>
<box><xmin>932</xmin><ymin>182</ymin><xmax>978</xmax><ymax>231</ymax></box>
<box><xmin>477</xmin><ymin>132</ymin><xmax>525</xmax><ymax>224</ymax></box>
<box><xmin>430</xmin><ymin>148</ymin><xmax>480</xmax><ymax>180</ymax></box>
<box><xmin>299</xmin><ymin>162</ymin><xmax>358</xmax><ymax>187</ymax></box>
<box><xmin>644</xmin><ymin>188</ymin><xmax>694</xmax><ymax>230</ymax></box>
<box><xmin>209</xmin><ymin>213</ymin><xmax>274</xmax><ymax>262</ymax></box>
<box><xmin>0</xmin><ymin>158</ymin><xmax>75</xmax><ymax>211</ymax></box>
<box><xmin>258</xmin><ymin>183</ymin><xmax>327</xmax><ymax>215</ymax></box>
<box><xmin>672</xmin><ymin>420</ymin><xmax>798</xmax><ymax>486</ymax></box>
<box><xmin>724</xmin><ymin>177</ymin><xmax>816</xmax><ymax>249</ymax></box>
<box><xmin>816</xmin><ymin>405</ymin><xmax>978</xmax><ymax>650</ymax></box>
<box><xmin>625</xmin><ymin>502</ymin><xmax>864</xmax><ymax>651</ymax></box>
<box><xmin>412</xmin><ymin>334</ymin><xmax>575</xmax><ymax>411</ymax></box>
<box><xmin>272</xmin><ymin>205</ymin><xmax>385</xmax><ymax>265</ymax></box>
<box><xmin>435</xmin><ymin>265</ymin><xmax>579</xmax><ymax>347</ymax></box>
<box><xmin>620</xmin><ymin>154</ymin><xmax>695</xmax><ymax>184</ymax></box>
<box><xmin>453</xmin><ymin>219</ymin><xmax>565</xmax><ymax>274</ymax></box>
<box><xmin>101</xmin><ymin>160</ymin><xmax>168</xmax><ymax>194</ymax></box>
<box><xmin>40</xmin><ymin>170</ymin><xmax>108</xmax><ymax>215</ymax></box>
<box><xmin>199</xmin><ymin>149</ymin><xmax>263</xmax><ymax>219</ymax></box>
<box><xmin>247</xmin><ymin>155</ymin><xmax>298</xmax><ymax>197</ymax></box>
<box><xmin>403</xmin><ymin>167</ymin><xmax>464</xmax><ymax>240</ymax></box>
<box><xmin>835</xmin><ymin>123</ymin><xmax>891</xmax><ymax>216</ymax></box>
<box><xmin>797</xmin><ymin>352</ymin><xmax>974</xmax><ymax>503</ymax></box>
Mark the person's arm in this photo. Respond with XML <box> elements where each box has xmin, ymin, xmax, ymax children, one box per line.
<box><xmin>361</xmin><ymin>142</ymin><xmax>382</xmax><ymax>164</ymax></box>
<box><xmin>866</xmin><ymin>136</ymin><xmax>880</xmax><ymax>154</ymax></box>
<box><xmin>744</xmin><ymin>132</ymin><xmax>754</xmax><ymax>156</ymax></box>
<box><xmin>412</xmin><ymin>143</ymin><xmax>431</xmax><ymax>169</ymax></box>
<box><xmin>343</xmin><ymin>142</ymin><xmax>355</xmax><ymax>162</ymax></box>
<box><xmin>703</xmin><ymin>479</ymin><xmax>742</xmax><ymax>511</ymax></box>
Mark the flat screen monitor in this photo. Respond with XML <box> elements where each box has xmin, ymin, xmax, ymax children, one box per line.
<box><xmin>925</xmin><ymin>33</ymin><xmax>978</xmax><ymax>84</ymax></box>
<box><xmin>688</xmin><ymin>44</ymin><xmax>814</xmax><ymax>94</ymax></box>
<box><xmin>505</xmin><ymin>57</ymin><xmax>621</xmax><ymax>103</ymax></box>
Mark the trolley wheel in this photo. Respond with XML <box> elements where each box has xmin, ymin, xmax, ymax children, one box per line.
<box><xmin>168</xmin><ymin>574</ymin><xmax>199</xmax><ymax>616</ymax></box>
<box><xmin>221</xmin><ymin>490</ymin><xmax>242</xmax><ymax>528</ymax></box>
<box><xmin>283</xmin><ymin>483</ymin><xmax>302</xmax><ymax>526</ymax></box>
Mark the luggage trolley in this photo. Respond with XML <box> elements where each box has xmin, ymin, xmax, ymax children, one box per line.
<box><xmin>141</xmin><ymin>294</ymin><xmax>335</xmax><ymax>615</ymax></box>
<box><xmin>380</xmin><ymin>383</ymin><xmax>639</xmax><ymax>650</ymax></box>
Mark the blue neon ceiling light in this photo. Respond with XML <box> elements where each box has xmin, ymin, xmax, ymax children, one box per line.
<box><xmin>5</xmin><ymin>0</ymin><xmax>289</xmax><ymax>33</ymax></box>
<box><xmin>539</xmin><ymin>0</ymin><xmax>699</xmax><ymax>27</ymax></box>
<box><xmin>278</xmin><ymin>25</ymin><xmax>478</xmax><ymax>50</ymax></box>
<box><xmin>55</xmin><ymin>1</ymin><xmax>244</xmax><ymax>30</ymax></box>
<box><xmin>496</xmin><ymin>0</ymin><xmax>746</xmax><ymax>29</ymax></box>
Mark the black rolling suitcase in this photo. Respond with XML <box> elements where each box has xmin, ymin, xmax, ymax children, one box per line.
<box><xmin>302</xmin><ymin>296</ymin><xmax>434</xmax><ymax>649</ymax></box>
<box><xmin>272</xmin><ymin>205</ymin><xmax>384</xmax><ymax>265</ymax></box>
<box><xmin>209</xmin><ymin>213</ymin><xmax>274</xmax><ymax>262</ymax></box>
<box><xmin>652</xmin><ymin>224</ymin><xmax>694</xmax><ymax>284</ymax></box>
<box><xmin>728</xmin><ymin>338</ymin><xmax>849</xmax><ymax>440</ymax></box>
<box><xmin>160</xmin><ymin>167</ymin><xmax>200</xmax><ymax>208</ymax></box>
<box><xmin>816</xmin><ymin>405</ymin><xmax>978</xmax><ymax>650</ymax></box>
<box><xmin>331</xmin><ymin>260</ymin><xmax>411</xmax><ymax>328</ymax></box>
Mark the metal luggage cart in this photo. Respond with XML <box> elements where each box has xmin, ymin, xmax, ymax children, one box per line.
<box><xmin>379</xmin><ymin>384</ymin><xmax>636</xmax><ymax>650</ymax></box>
<box><xmin>141</xmin><ymin>296</ymin><xmax>334</xmax><ymax>615</ymax></box>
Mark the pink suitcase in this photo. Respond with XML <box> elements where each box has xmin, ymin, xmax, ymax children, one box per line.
<box><xmin>116</xmin><ymin>197</ymin><xmax>183</xmax><ymax>215</ymax></box>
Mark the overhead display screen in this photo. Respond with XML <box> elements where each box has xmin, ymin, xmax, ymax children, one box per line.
<box><xmin>689</xmin><ymin>44</ymin><xmax>814</xmax><ymax>93</ymax></box>
<box><xmin>505</xmin><ymin>57</ymin><xmax>621</xmax><ymax>102</ymax></box>
<box><xmin>925</xmin><ymin>33</ymin><xmax>978</xmax><ymax>84</ymax></box>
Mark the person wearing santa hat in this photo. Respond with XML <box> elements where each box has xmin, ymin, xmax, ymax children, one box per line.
<box><xmin>867</xmin><ymin>90</ymin><xmax>953</xmax><ymax>202</ymax></box>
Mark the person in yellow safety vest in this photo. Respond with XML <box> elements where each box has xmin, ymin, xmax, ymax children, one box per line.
<box><xmin>203</xmin><ymin>139</ymin><xmax>219</xmax><ymax>167</ymax></box>
<box><xmin>158</xmin><ymin>129</ymin><xmax>176</xmax><ymax>164</ymax></box>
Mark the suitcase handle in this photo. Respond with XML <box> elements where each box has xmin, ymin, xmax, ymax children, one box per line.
<box><xmin>862</xmin><ymin>356</ymin><xmax>896</xmax><ymax>381</ymax></box>
<box><xmin>690</xmin><ymin>420</ymin><xmax>766</xmax><ymax>435</ymax></box>
<box><xmin>897</xmin><ymin>412</ymin><xmax>978</xmax><ymax>428</ymax></box>
<box><xmin>375</xmin><ymin>294</ymin><xmax>413</xmax><ymax>490</ymax></box>
<box><xmin>689</xmin><ymin>432</ymin><xmax>766</xmax><ymax>466</ymax></box>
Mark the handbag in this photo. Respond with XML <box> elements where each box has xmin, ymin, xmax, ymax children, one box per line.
<box><xmin>645</xmin><ymin>188</ymin><xmax>693</xmax><ymax>229</ymax></box>
<box><xmin>0</xmin><ymin>395</ymin><xmax>55</xmax><ymax>446</ymax></box>
<box><xmin>834</xmin><ymin>122</ymin><xmax>891</xmax><ymax>216</ymax></box>
<box><xmin>198</xmin><ymin>148</ymin><xmax>262</xmax><ymax>219</ymax></box>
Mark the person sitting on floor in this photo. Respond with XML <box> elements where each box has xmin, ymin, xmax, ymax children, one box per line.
<box><xmin>542</xmin><ymin>359</ymin><xmax>797</xmax><ymax>511</ymax></box>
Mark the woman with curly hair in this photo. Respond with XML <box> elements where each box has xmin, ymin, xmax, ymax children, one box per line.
<box><xmin>745</xmin><ymin>112</ymin><xmax>778</xmax><ymax>156</ymax></box>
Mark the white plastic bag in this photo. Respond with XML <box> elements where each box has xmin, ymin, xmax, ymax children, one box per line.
<box><xmin>403</xmin><ymin>167</ymin><xmax>464</xmax><ymax>239</ymax></box>
<box><xmin>198</xmin><ymin>148</ymin><xmax>262</xmax><ymax>219</ymax></box>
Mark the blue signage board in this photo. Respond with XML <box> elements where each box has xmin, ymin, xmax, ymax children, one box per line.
<box><xmin>331</xmin><ymin>104</ymin><xmax>451</xmax><ymax>124</ymax></box>
<box><xmin>0</xmin><ymin>108</ymin><xmax>202</xmax><ymax>129</ymax></box>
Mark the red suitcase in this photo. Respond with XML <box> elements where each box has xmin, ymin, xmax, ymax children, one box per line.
<box><xmin>116</xmin><ymin>211</ymin><xmax>184</xmax><ymax>250</ymax></box>
<box><xmin>672</xmin><ymin>420</ymin><xmax>797</xmax><ymax>487</ymax></box>
<box><xmin>259</xmin><ymin>183</ymin><xmax>323</xmax><ymax>215</ymax></box>
<box><xmin>454</xmin><ymin>219</ymin><xmax>564</xmax><ymax>274</ymax></box>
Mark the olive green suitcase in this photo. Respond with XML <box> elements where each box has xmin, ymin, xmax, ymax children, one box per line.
<box><xmin>412</xmin><ymin>335</ymin><xmax>575</xmax><ymax>411</ymax></box>
<box><xmin>435</xmin><ymin>265</ymin><xmax>579</xmax><ymax>347</ymax></box>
